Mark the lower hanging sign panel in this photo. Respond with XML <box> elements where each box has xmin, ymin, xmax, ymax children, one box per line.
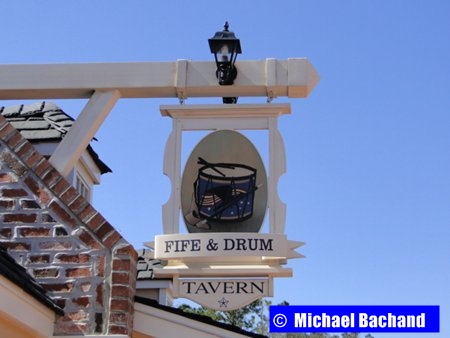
<box><xmin>173</xmin><ymin>276</ymin><xmax>273</xmax><ymax>311</ymax></box>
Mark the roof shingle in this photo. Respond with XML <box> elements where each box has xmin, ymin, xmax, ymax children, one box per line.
<box><xmin>0</xmin><ymin>245</ymin><xmax>63</xmax><ymax>315</ymax></box>
<box><xmin>1</xmin><ymin>101</ymin><xmax>111</xmax><ymax>174</ymax></box>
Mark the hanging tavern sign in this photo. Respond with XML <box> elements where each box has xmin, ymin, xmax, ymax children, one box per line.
<box><xmin>0</xmin><ymin>57</ymin><xmax>318</xmax><ymax>311</ymax></box>
<box><xmin>145</xmin><ymin>104</ymin><xmax>306</xmax><ymax>311</ymax></box>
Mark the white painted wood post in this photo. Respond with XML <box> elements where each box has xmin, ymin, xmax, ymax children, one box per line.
<box><xmin>162</xmin><ymin>118</ymin><xmax>183</xmax><ymax>234</ymax></box>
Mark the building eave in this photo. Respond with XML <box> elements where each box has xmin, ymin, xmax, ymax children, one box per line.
<box><xmin>134</xmin><ymin>296</ymin><xmax>267</xmax><ymax>338</ymax></box>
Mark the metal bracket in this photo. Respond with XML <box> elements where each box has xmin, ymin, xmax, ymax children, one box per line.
<box><xmin>175</xmin><ymin>59</ymin><xmax>188</xmax><ymax>104</ymax></box>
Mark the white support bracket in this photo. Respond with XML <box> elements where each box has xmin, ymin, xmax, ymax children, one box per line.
<box><xmin>49</xmin><ymin>90</ymin><xmax>120</xmax><ymax>177</ymax></box>
<box><xmin>265</xmin><ymin>58</ymin><xmax>277</xmax><ymax>102</ymax></box>
<box><xmin>175</xmin><ymin>59</ymin><xmax>188</xmax><ymax>103</ymax></box>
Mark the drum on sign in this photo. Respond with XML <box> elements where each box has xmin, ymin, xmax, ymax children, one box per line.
<box><xmin>181</xmin><ymin>129</ymin><xmax>268</xmax><ymax>233</ymax></box>
<box><xmin>194</xmin><ymin>157</ymin><xmax>258</xmax><ymax>223</ymax></box>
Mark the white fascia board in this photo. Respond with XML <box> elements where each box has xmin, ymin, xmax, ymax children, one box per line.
<box><xmin>136</xmin><ymin>279</ymin><xmax>172</xmax><ymax>289</ymax></box>
<box><xmin>0</xmin><ymin>58</ymin><xmax>319</xmax><ymax>100</ymax></box>
<box><xmin>134</xmin><ymin>302</ymin><xmax>254</xmax><ymax>338</ymax></box>
<box><xmin>78</xmin><ymin>150</ymin><xmax>102</xmax><ymax>184</ymax></box>
<box><xmin>0</xmin><ymin>275</ymin><xmax>55</xmax><ymax>338</ymax></box>
<box><xmin>52</xmin><ymin>336</ymin><xmax>129</xmax><ymax>338</ymax></box>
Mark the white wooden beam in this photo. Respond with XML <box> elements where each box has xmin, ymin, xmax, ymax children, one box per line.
<box><xmin>0</xmin><ymin>58</ymin><xmax>319</xmax><ymax>100</ymax></box>
<box><xmin>49</xmin><ymin>90</ymin><xmax>120</xmax><ymax>176</ymax></box>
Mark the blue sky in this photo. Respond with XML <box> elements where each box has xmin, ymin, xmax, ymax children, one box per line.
<box><xmin>1</xmin><ymin>1</ymin><xmax>449</xmax><ymax>337</ymax></box>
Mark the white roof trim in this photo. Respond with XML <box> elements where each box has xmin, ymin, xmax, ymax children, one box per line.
<box><xmin>134</xmin><ymin>301</ymin><xmax>257</xmax><ymax>338</ymax></box>
<box><xmin>53</xmin><ymin>336</ymin><xmax>129</xmax><ymax>338</ymax></box>
<box><xmin>0</xmin><ymin>275</ymin><xmax>55</xmax><ymax>338</ymax></box>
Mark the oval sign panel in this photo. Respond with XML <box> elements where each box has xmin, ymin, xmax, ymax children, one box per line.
<box><xmin>181</xmin><ymin>130</ymin><xmax>268</xmax><ymax>233</ymax></box>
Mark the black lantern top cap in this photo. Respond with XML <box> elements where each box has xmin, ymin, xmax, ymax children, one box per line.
<box><xmin>208</xmin><ymin>22</ymin><xmax>242</xmax><ymax>55</ymax></box>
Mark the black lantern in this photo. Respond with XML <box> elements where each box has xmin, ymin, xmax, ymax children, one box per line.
<box><xmin>209</xmin><ymin>22</ymin><xmax>241</xmax><ymax>103</ymax></box>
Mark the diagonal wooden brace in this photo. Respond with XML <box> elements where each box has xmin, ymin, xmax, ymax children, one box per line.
<box><xmin>49</xmin><ymin>90</ymin><xmax>120</xmax><ymax>177</ymax></box>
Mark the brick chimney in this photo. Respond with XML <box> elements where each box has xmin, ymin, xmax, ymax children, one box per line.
<box><xmin>0</xmin><ymin>115</ymin><xmax>137</xmax><ymax>335</ymax></box>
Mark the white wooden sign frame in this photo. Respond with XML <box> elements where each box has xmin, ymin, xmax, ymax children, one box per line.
<box><xmin>160</xmin><ymin>103</ymin><xmax>290</xmax><ymax>235</ymax></box>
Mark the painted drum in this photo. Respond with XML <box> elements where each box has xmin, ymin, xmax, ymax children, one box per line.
<box><xmin>181</xmin><ymin>130</ymin><xmax>268</xmax><ymax>233</ymax></box>
<box><xmin>195</xmin><ymin>160</ymin><xmax>257</xmax><ymax>222</ymax></box>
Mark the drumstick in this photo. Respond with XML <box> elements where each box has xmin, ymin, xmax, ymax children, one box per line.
<box><xmin>197</xmin><ymin>157</ymin><xmax>236</xmax><ymax>177</ymax></box>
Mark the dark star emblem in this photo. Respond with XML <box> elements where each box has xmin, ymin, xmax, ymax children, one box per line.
<box><xmin>218</xmin><ymin>297</ymin><xmax>229</xmax><ymax>308</ymax></box>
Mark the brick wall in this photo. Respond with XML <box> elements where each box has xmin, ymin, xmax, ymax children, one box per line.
<box><xmin>0</xmin><ymin>115</ymin><xmax>137</xmax><ymax>335</ymax></box>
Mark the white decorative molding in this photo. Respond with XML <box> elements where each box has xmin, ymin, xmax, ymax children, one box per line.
<box><xmin>153</xmin><ymin>263</ymin><xmax>294</xmax><ymax>279</ymax></box>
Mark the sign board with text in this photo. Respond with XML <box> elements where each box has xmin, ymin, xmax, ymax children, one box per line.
<box><xmin>173</xmin><ymin>277</ymin><xmax>272</xmax><ymax>311</ymax></box>
<box><xmin>150</xmin><ymin>104</ymin><xmax>306</xmax><ymax>311</ymax></box>
<box><xmin>149</xmin><ymin>233</ymin><xmax>303</xmax><ymax>262</ymax></box>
